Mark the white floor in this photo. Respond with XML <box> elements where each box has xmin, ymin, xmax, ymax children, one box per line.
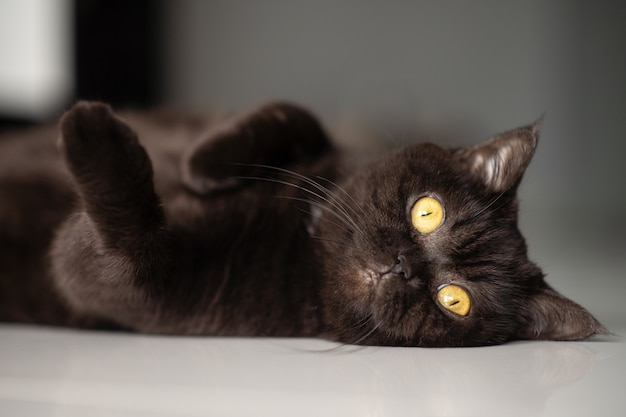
<box><xmin>1</xmin><ymin>207</ymin><xmax>625</xmax><ymax>417</ymax></box>
<box><xmin>0</xmin><ymin>324</ymin><xmax>623</xmax><ymax>417</ymax></box>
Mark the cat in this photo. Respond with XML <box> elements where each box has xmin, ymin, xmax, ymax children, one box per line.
<box><xmin>0</xmin><ymin>101</ymin><xmax>606</xmax><ymax>347</ymax></box>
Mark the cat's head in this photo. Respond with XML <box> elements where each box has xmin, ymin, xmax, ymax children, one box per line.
<box><xmin>317</xmin><ymin>120</ymin><xmax>605</xmax><ymax>346</ymax></box>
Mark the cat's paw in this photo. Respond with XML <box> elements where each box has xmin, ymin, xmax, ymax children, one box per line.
<box><xmin>59</xmin><ymin>101</ymin><xmax>148</xmax><ymax>179</ymax></box>
<box><xmin>181</xmin><ymin>128</ymin><xmax>247</xmax><ymax>195</ymax></box>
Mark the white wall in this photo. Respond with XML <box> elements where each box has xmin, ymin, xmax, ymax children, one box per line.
<box><xmin>0</xmin><ymin>0</ymin><xmax>73</xmax><ymax>120</ymax></box>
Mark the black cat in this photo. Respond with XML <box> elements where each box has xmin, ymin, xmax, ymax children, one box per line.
<box><xmin>0</xmin><ymin>101</ymin><xmax>605</xmax><ymax>346</ymax></box>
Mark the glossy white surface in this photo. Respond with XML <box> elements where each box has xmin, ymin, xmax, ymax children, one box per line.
<box><xmin>0</xmin><ymin>324</ymin><xmax>622</xmax><ymax>417</ymax></box>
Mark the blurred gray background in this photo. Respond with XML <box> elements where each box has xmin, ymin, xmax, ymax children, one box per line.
<box><xmin>163</xmin><ymin>1</ymin><xmax>626</xmax><ymax>214</ymax></box>
<box><xmin>1</xmin><ymin>0</ymin><xmax>624</xmax><ymax>323</ymax></box>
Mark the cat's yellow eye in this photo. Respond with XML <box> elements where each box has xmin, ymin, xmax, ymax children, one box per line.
<box><xmin>437</xmin><ymin>284</ymin><xmax>471</xmax><ymax>316</ymax></box>
<box><xmin>411</xmin><ymin>196</ymin><xmax>444</xmax><ymax>234</ymax></box>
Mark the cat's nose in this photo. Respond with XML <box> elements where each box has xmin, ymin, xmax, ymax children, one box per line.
<box><xmin>390</xmin><ymin>254</ymin><xmax>414</xmax><ymax>280</ymax></box>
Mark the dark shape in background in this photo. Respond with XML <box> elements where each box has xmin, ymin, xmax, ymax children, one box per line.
<box><xmin>74</xmin><ymin>0</ymin><xmax>163</xmax><ymax>109</ymax></box>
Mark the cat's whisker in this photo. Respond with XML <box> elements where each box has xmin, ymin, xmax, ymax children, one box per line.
<box><xmin>300</xmin><ymin>175</ymin><xmax>364</xmax><ymax>221</ymax></box>
<box><xmin>300</xmin><ymin>340</ymin><xmax>370</xmax><ymax>354</ymax></box>
<box><xmin>281</xmin><ymin>191</ymin><xmax>361</xmax><ymax>236</ymax></box>
<box><xmin>471</xmin><ymin>190</ymin><xmax>507</xmax><ymax>220</ymax></box>
<box><xmin>293</xmin><ymin>187</ymin><xmax>362</xmax><ymax>235</ymax></box>
<box><xmin>294</xmin><ymin>206</ymin><xmax>348</xmax><ymax>246</ymax></box>
<box><xmin>237</xmin><ymin>173</ymin><xmax>366</xmax><ymax>237</ymax></box>
<box><xmin>275</xmin><ymin>195</ymin><xmax>366</xmax><ymax>237</ymax></box>
<box><xmin>349</xmin><ymin>319</ymin><xmax>381</xmax><ymax>347</ymax></box>
<box><xmin>307</xmin><ymin>235</ymin><xmax>344</xmax><ymax>246</ymax></box>
<box><xmin>314</xmin><ymin>176</ymin><xmax>366</xmax><ymax>216</ymax></box>
<box><xmin>237</xmin><ymin>164</ymin><xmax>337</xmax><ymax>201</ymax></box>
<box><xmin>302</xmin><ymin>316</ymin><xmax>378</xmax><ymax>354</ymax></box>
<box><xmin>237</xmin><ymin>163</ymin><xmax>364</xmax><ymax>225</ymax></box>
<box><xmin>270</xmin><ymin>166</ymin><xmax>363</xmax><ymax>222</ymax></box>
<box><xmin>346</xmin><ymin>314</ymin><xmax>373</xmax><ymax>333</ymax></box>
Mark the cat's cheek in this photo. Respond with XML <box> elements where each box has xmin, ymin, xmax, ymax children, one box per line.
<box><xmin>324</xmin><ymin>266</ymin><xmax>374</xmax><ymax>317</ymax></box>
<box><xmin>368</xmin><ymin>278</ymin><xmax>425</xmax><ymax>337</ymax></box>
<box><xmin>347</xmin><ymin>269</ymin><xmax>378</xmax><ymax>306</ymax></box>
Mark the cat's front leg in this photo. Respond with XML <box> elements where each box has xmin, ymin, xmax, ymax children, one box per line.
<box><xmin>52</xmin><ymin>102</ymin><xmax>173</xmax><ymax>329</ymax></box>
<box><xmin>59</xmin><ymin>101</ymin><xmax>166</xmax><ymax>248</ymax></box>
<box><xmin>182</xmin><ymin>102</ymin><xmax>334</xmax><ymax>195</ymax></box>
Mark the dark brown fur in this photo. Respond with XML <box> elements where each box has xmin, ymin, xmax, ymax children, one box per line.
<box><xmin>0</xmin><ymin>101</ymin><xmax>605</xmax><ymax>346</ymax></box>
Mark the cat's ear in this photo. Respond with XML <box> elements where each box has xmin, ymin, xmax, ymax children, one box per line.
<box><xmin>518</xmin><ymin>285</ymin><xmax>607</xmax><ymax>341</ymax></box>
<box><xmin>456</xmin><ymin>118</ymin><xmax>542</xmax><ymax>193</ymax></box>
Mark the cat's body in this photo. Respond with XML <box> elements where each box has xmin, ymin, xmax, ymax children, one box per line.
<box><xmin>0</xmin><ymin>101</ymin><xmax>605</xmax><ymax>346</ymax></box>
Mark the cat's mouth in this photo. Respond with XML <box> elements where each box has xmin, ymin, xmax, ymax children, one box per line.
<box><xmin>365</xmin><ymin>255</ymin><xmax>423</xmax><ymax>288</ymax></box>
<box><xmin>364</xmin><ymin>265</ymin><xmax>423</xmax><ymax>290</ymax></box>
<box><xmin>379</xmin><ymin>271</ymin><xmax>422</xmax><ymax>287</ymax></box>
